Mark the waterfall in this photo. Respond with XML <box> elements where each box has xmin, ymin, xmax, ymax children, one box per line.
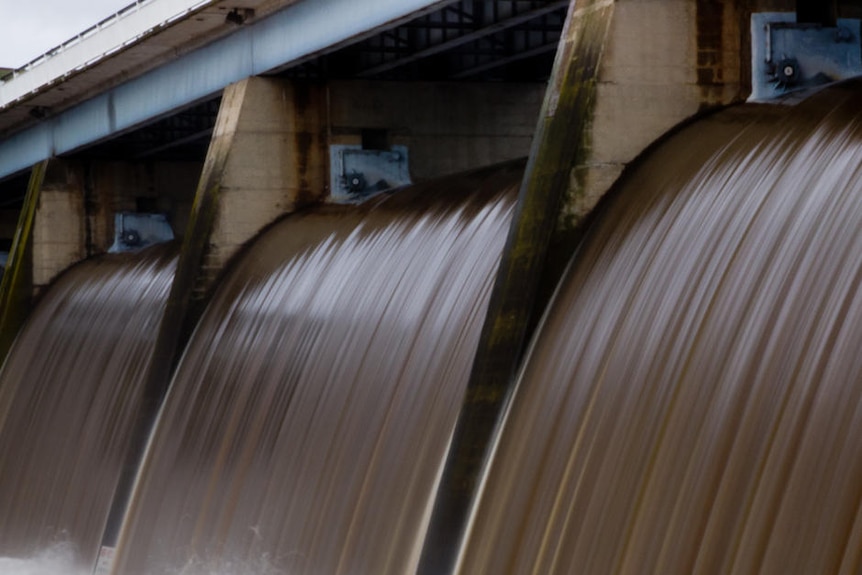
<box><xmin>455</xmin><ymin>82</ymin><xmax>862</xmax><ymax>574</ymax></box>
<box><xmin>0</xmin><ymin>247</ymin><xmax>177</xmax><ymax>573</ymax></box>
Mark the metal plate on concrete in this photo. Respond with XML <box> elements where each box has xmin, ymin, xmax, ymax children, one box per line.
<box><xmin>329</xmin><ymin>144</ymin><xmax>411</xmax><ymax>202</ymax></box>
<box><xmin>108</xmin><ymin>212</ymin><xmax>174</xmax><ymax>253</ymax></box>
<box><xmin>751</xmin><ymin>13</ymin><xmax>862</xmax><ymax>101</ymax></box>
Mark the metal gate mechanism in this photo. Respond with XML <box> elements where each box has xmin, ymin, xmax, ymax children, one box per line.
<box><xmin>751</xmin><ymin>13</ymin><xmax>862</xmax><ymax>101</ymax></box>
<box><xmin>329</xmin><ymin>145</ymin><xmax>411</xmax><ymax>203</ymax></box>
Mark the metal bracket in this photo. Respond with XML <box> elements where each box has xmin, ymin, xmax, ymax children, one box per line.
<box><xmin>750</xmin><ymin>13</ymin><xmax>862</xmax><ymax>101</ymax></box>
<box><xmin>108</xmin><ymin>212</ymin><xmax>174</xmax><ymax>253</ymax></box>
<box><xmin>329</xmin><ymin>144</ymin><xmax>411</xmax><ymax>202</ymax></box>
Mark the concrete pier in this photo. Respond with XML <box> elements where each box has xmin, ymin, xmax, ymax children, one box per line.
<box><xmin>187</xmin><ymin>76</ymin><xmax>545</xmax><ymax>309</ymax></box>
<box><xmin>194</xmin><ymin>78</ymin><xmax>328</xmax><ymax>303</ymax></box>
<box><xmin>555</xmin><ymin>0</ymin><xmax>744</xmax><ymax>247</ymax></box>
<box><xmin>417</xmin><ymin>1</ymin><xmax>800</xmax><ymax>571</ymax></box>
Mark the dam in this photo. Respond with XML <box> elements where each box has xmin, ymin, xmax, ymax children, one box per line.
<box><xmin>0</xmin><ymin>0</ymin><xmax>861</xmax><ymax>574</ymax></box>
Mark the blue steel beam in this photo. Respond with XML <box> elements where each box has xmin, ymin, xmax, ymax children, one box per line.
<box><xmin>0</xmin><ymin>0</ymin><xmax>457</xmax><ymax>180</ymax></box>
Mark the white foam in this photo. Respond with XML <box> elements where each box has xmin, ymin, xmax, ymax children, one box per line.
<box><xmin>0</xmin><ymin>543</ymin><xmax>89</xmax><ymax>575</ymax></box>
<box><xmin>165</xmin><ymin>553</ymin><xmax>287</xmax><ymax>575</ymax></box>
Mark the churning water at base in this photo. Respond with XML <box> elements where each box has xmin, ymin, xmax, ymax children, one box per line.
<box><xmin>456</xmin><ymin>82</ymin><xmax>862</xmax><ymax>574</ymax></box>
<box><xmin>0</xmin><ymin>248</ymin><xmax>177</xmax><ymax>574</ymax></box>
<box><xmin>109</xmin><ymin>166</ymin><xmax>520</xmax><ymax>574</ymax></box>
<box><xmin>0</xmin><ymin>543</ymin><xmax>86</xmax><ymax>575</ymax></box>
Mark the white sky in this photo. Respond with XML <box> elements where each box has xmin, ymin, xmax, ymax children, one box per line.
<box><xmin>0</xmin><ymin>0</ymin><xmax>132</xmax><ymax>68</ymax></box>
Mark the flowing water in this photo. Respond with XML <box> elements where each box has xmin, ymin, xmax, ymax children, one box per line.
<box><xmin>456</xmin><ymin>82</ymin><xmax>862</xmax><ymax>574</ymax></box>
<box><xmin>109</xmin><ymin>165</ymin><xmax>520</xmax><ymax>574</ymax></box>
<box><xmin>4</xmin><ymin>81</ymin><xmax>861</xmax><ymax>575</ymax></box>
<box><xmin>0</xmin><ymin>247</ymin><xmax>178</xmax><ymax>574</ymax></box>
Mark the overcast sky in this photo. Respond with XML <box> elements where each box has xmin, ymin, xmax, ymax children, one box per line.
<box><xmin>0</xmin><ymin>0</ymin><xmax>132</xmax><ymax>68</ymax></box>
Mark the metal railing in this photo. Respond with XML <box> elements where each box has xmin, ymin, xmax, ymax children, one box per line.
<box><xmin>0</xmin><ymin>0</ymin><xmax>215</xmax><ymax>85</ymax></box>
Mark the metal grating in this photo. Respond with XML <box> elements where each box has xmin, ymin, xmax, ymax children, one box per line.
<box><xmin>285</xmin><ymin>0</ymin><xmax>567</xmax><ymax>81</ymax></box>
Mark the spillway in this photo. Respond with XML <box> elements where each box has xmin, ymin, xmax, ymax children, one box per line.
<box><xmin>455</xmin><ymin>81</ymin><xmax>862</xmax><ymax>574</ymax></box>
<box><xmin>0</xmin><ymin>247</ymin><xmax>178</xmax><ymax>573</ymax></box>
<box><xmin>108</xmin><ymin>164</ymin><xmax>520</xmax><ymax>574</ymax></box>
<box><xmin>2</xmin><ymin>75</ymin><xmax>861</xmax><ymax>575</ymax></box>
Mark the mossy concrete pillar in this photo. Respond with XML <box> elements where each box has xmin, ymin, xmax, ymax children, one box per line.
<box><xmin>0</xmin><ymin>162</ymin><xmax>47</xmax><ymax>364</ymax></box>
<box><xmin>558</xmin><ymin>0</ymin><xmax>744</xmax><ymax>243</ymax></box>
<box><xmin>0</xmin><ymin>157</ymin><xmax>87</xmax><ymax>362</ymax></box>
<box><xmin>101</xmin><ymin>76</ymin><xmax>327</xmax><ymax>549</ymax></box>
<box><xmin>420</xmin><ymin>1</ymin><xmax>749</xmax><ymax>572</ymax></box>
<box><xmin>113</xmin><ymin>75</ymin><xmax>328</xmax><ymax>437</ymax></box>
<box><xmin>196</xmin><ymin>77</ymin><xmax>327</xmax><ymax>304</ymax></box>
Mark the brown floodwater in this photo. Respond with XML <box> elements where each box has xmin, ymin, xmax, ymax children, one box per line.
<box><xmin>109</xmin><ymin>163</ymin><xmax>521</xmax><ymax>574</ymax></box>
<box><xmin>4</xmin><ymin>81</ymin><xmax>861</xmax><ymax>575</ymax></box>
<box><xmin>0</xmin><ymin>247</ymin><xmax>177</xmax><ymax>572</ymax></box>
<box><xmin>455</xmin><ymin>81</ymin><xmax>862</xmax><ymax>574</ymax></box>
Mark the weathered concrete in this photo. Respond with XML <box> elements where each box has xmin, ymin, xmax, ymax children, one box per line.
<box><xmin>0</xmin><ymin>154</ymin><xmax>202</xmax><ymax>363</ymax></box>
<box><xmin>560</xmin><ymin>0</ymin><xmax>747</xmax><ymax>234</ymax></box>
<box><xmin>86</xmin><ymin>161</ymin><xmax>200</xmax><ymax>251</ymax></box>
<box><xmin>327</xmin><ymin>80</ymin><xmax>545</xmax><ymax>181</ymax></box>
<box><xmin>97</xmin><ymin>76</ymin><xmax>331</xmax><ymax>549</ymax></box>
<box><xmin>0</xmin><ymin>159</ymin><xmax>86</xmax><ymax>296</ymax></box>
<box><xmin>418</xmin><ymin>1</ymin><xmax>780</xmax><ymax>571</ymax></box>
<box><xmin>32</xmin><ymin>162</ymin><xmax>87</xmax><ymax>292</ymax></box>
<box><xmin>417</xmin><ymin>1</ymin><xmax>617</xmax><ymax>569</ymax></box>
<box><xmin>25</xmin><ymin>158</ymin><xmax>200</xmax><ymax>292</ymax></box>
<box><xmin>198</xmin><ymin>77</ymin><xmax>327</xmax><ymax>299</ymax></box>
<box><xmin>0</xmin><ymin>161</ymin><xmax>46</xmax><ymax>363</ymax></box>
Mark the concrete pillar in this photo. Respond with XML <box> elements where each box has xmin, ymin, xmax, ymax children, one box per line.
<box><xmin>0</xmin><ymin>161</ymin><xmax>47</xmax><ymax>363</ymax></box>
<box><xmin>559</xmin><ymin>0</ymin><xmax>745</xmax><ymax>237</ymax></box>
<box><xmin>127</xmin><ymin>77</ymin><xmax>329</xmax><ymax>408</ymax></box>
<box><xmin>98</xmin><ymin>77</ymin><xmax>330</xmax><ymax>548</ymax></box>
<box><xmin>32</xmin><ymin>160</ymin><xmax>87</xmax><ymax>292</ymax></box>
<box><xmin>199</xmin><ymin>77</ymin><xmax>327</xmax><ymax>297</ymax></box>
<box><xmin>419</xmin><ymin>2</ymin><xmax>760</xmax><ymax>571</ymax></box>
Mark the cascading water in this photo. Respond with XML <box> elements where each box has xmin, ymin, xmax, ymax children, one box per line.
<box><xmin>455</xmin><ymin>81</ymin><xmax>862</xmax><ymax>574</ymax></box>
<box><xmin>5</xmin><ymin>77</ymin><xmax>861</xmax><ymax>575</ymax></box>
<box><xmin>108</xmin><ymin>164</ymin><xmax>520</xmax><ymax>574</ymax></box>
<box><xmin>0</xmin><ymin>247</ymin><xmax>177</xmax><ymax>574</ymax></box>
